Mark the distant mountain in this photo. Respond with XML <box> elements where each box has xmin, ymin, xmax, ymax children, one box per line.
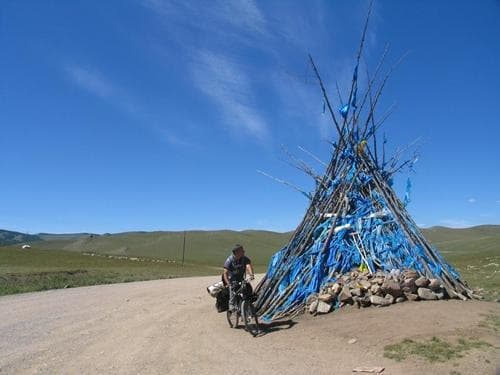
<box><xmin>0</xmin><ymin>230</ymin><xmax>41</xmax><ymax>246</ymax></box>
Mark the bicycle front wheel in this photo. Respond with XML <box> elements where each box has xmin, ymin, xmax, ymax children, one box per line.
<box><xmin>241</xmin><ymin>300</ymin><xmax>260</xmax><ymax>337</ymax></box>
<box><xmin>226</xmin><ymin>310</ymin><xmax>239</xmax><ymax>328</ymax></box>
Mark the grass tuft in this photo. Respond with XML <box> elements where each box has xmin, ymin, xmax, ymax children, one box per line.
<box><xmin>478</xmin><ymin>313</ymin><xmax>500</xmax><ymax>332</ymax></box>
<box><xmin>384</xmin><ymin>336</ymin><xmax>491</xmax><ymax>363</ymax></box>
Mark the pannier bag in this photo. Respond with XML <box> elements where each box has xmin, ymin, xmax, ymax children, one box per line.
<box><xmin>206</xmin><ymin>280</ymin><xmax>229</xmax><ymax>313</ymax></box>
<box><xmin>215</xmin><ymin>287</ymin><xmax>229</xmax><ymax>313</ymax></box>
<box><xmin>206</xmin><ymin>281</ymin><xmax>225</xmax><ymax>297</ymax></box>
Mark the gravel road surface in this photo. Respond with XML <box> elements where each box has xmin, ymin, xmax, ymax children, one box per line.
<box><xmin>0</xmin><ymin>276</ymin><xmax>498</xmax><ymax>374</ymax></box>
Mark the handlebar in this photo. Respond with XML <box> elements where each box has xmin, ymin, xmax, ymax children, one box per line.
<box><xmin>230</xmin><ymin>275</ymin><xmax>255</xmax><ymax>287</ymax></box>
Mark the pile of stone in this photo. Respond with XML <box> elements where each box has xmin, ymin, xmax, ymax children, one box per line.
<box><xmin>307</xmin><ymin>269</ymin><xmax>449</xmax><ymax>315</ymax></box>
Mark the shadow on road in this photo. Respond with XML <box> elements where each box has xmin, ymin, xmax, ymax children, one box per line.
<box><xmin>257</xmin><ymin>320</ymin><xmax>297</xmax><ymax>337</ymax></box>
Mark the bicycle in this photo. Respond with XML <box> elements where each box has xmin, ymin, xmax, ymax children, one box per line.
<box><xmin>226</xmin><ymin>276</ymin><xmax>260</xmax><ymax>336</ymax></box>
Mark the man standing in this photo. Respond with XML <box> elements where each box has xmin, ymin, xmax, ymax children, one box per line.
<box><xmin>223</xmin><ymin>244</ymin><xmax>254</xmax><ymax>312</ymax></box>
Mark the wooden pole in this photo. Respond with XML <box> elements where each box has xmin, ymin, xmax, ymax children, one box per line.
<box><xmin>182</xmin><ymin>231</ymin><xmax>186</xmax><ymax>266</ymax></box>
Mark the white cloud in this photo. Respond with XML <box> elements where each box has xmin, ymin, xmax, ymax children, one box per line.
<box><xmin>468</xmin><ymin>197</ymin><xmax>476</xmax><ymax>203</ymax></box>
<box><xmin>65</xmin><ymin>64</ymin><xmax>142</xmax><ymax>116</ymax></box>
<box><xmin>479</xmin><ymin>213</ymin><xmax>493</xmax><ymax>218</ymax></box>
<box><xmin>220</xmin><ymin>0</ymin><xmax>267</xmax><ymax>36</ymax></box>
<box><xmin>439</xmin><ymin>219</ymin><xmax>473</xmax><ymax>228</ymax></box>
<box><xmin>191</xmin><ymin>50</ymin><xmax>269</xmax><ymax>141</ymax></box>
<box><xmin>142</xmin><ymin>0</ymin><xmax>268</xmax><ymax>46</ymax></box>
<box><xmin>65</xmin><ymin>65</ymin><xmax>116</xmax><ymax>99</ymax></box>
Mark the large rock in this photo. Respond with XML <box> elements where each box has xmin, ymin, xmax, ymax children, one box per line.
<box><xmin>331</xmin><ymin>283</ymin><xmax>342</xmax><ymax>295</ymax></box>
<box><xmin>381</xmin><ymin>280</ymin><xmax>403</xmax><ymax>298</ymax></box>
<box><xmin>316</xmin><ymin>300</ymin><xmax>332</xmax><ymax>314</ymax></box>
<box><xmin>395</xmin><ymin>296</ymin><xmax>406</xmax><ymax>303</ymax></box>
<box><xmin>372</xmin><ymin>277</ymin><xmax>384</xmax><ymax>286</ymax></box>
<box><xmin>306</xmin><ymin>294</ymin><xmax>318</xmax><ymax>305</ymax></box>
<box><xmin>434</xmin><ymin>291</ymin><xmax>445</xmax><ymax>300</ymax></box>
<box><xmin>339</xmin><ymin>286</ymin><xmax>353</xmax><ymax>303</ymax></box>
<box><xmin>370</xmin><ymin>295</ymin><xmax>391</xmax><ymax>306</ymax></box>
<box><xmin>402</xmin><ymin>278</ymin><xmax>417</xmax><ymax>293</ymax></box>
<box><xmin>341</xmin><ymin>275</ymin><xmax>351</xmax><ymax>283</ymax></box>
<box><xmin>375</xmin><ymin>270</ymin><xmax>386</xmax><ymax>278</ymax></box>
<box><xmin>309</xmin><ymin>300</ymin><xmax>319</xmax><ymax>314</ymax></box>
<box><xmin>405</xmin><ymin>292</ymin><xmax>419</xmax><ymax>302</ymax></box>
<box><xmin>354</xmin><ymin>296</ymin><xmax>371</xmax><ymax>308</ymax></box>
<box><xmin>417</xmin><ymin>287</ymin><xmax>438</xmax><ymax>300</ymax></box>
<box><xmin>428</xmin><ymin>278</ymin><xmax>441</xmax><ymax>291</ymax></box>
<box><xmin>318</xmin><ymin>293</ymin><xmax>334</xmax><ymax>303</ymax></box>
<box><xmin>403</xmin><ymin>269</ymin><xmax>419</xmax><ymax>280</ymax></box>
<box><xmin>384</xmin><ymin>294</ymin><xmax>395</xmax><ymax>304</ymax></box>
<box><xmin>351</xmin><ymin>287</ymin><xmax>363</xmax><ymax>297</ymax></box>
<box><xmin>415</xmin><ymin>276</ymin><xmax>430</xmax><ymax>288</ymax></box>
<box><xmin>358</xmin><ymin>280</ymin><xmax>372</xmax><ymax>290</ymax></box>
<box><xmin>370</xmin><ymin>284</ymin><xmax>382</xmax><ymax>295</ymax></box>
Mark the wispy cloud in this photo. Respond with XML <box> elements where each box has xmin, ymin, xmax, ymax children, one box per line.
<box><xmin>496</xmin><ymin>200</ymin><xmax>500</xmax><ymax>204</ymax></box>
<box><xmin>64</xmin><ymin>64</ymin><xmax>141</xmax><ymax>116</ymax></box>
<box><xmin>142</xmin><ymin>0</ymin><xmax>268</xmax><ymax>46</ymax></box>
<box><xmin>440</xmin><ymin>219</ymin><xmax>473</xmax><ymax>228</ymax></box>
<box><xmin>142</xmin><ymin>0</ymin><xmax>377</xmax><ymax>143</ymax></box>
<box><xmin>191</xmin><ymin>50</ymin><xmax>269</xmax><ymax>141</ymax></box>
<box><xmin>155</xmin><ymin>128</ymin><xmax>194</xmax><ymax>149</ymax></box>
<box><xmin>65</xmin><ymin>63</ymin><xmax>193</xmax><ymax>148</ymax></box>
<box><xmin>468</xmin><ymin>197</ymin><xmax>476</xmax><ymax>203</ymax></box>
<box><xmin>479</xmin><ymin>213</ymin><xmax>493</xmax><ymax>218</ymax></box>
<box><xmin>65</xmin><ymin>65</ymin><xmax>116</xmax><ymax>99</ymax></box>
<box><xmin>143</xmin><ymin>0</ymin><xmax>272</xmax><ymax>142</ymax></box>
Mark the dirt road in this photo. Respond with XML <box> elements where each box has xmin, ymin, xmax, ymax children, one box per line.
<box><xmin>0</xmin><ymin>276</ymin><xmax>498</xmax><ymax>374</ymax></box>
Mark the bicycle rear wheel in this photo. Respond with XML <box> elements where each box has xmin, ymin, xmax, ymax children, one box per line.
<box><xmin>241</xmin><ymin>300</ymin><xmax>260</xmax><ymax>336</ymax></box>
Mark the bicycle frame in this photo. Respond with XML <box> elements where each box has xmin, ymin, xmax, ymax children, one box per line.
<box><xmin>231</xmin><ymin>278</ymin><xmax>255</xmax><ymax>312</ymax></box>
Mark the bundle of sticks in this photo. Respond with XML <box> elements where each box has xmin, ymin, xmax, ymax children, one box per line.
<box><xmin>254</xmin><ymin>2</ymin><xmax>475</xmax><ymax>322</ymax></box>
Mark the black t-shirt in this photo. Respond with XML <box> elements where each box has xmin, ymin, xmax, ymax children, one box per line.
<box><xmin>223</xmin><ymin>254</ymin><xmax>251</xmax><ymax>282</ymax></box>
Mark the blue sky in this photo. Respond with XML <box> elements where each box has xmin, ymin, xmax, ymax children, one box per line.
<box><xmin>1</xmin><ymin>0</ymin><xmax>499</xmax><ymax>234</ymax></box>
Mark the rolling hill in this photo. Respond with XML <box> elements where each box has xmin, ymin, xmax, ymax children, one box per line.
<box><xmin>30</xmin><ymin>229</ymin><xmax>292</xmax><ymax>271</ymax></box>
<box><xmin>6</xmin><ymin>225</ymin><xmax>498</xmax><ymax>269</ymax></box>
<box><xmin>0</xmin><ymin>230</ymin><xmax>41</xmax><ymax>246</ymax></box>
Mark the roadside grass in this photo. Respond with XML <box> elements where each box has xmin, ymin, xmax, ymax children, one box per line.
<box><xmin>383</xmin><ymin>336</ymin><xmax>492</xmax><ymax>363</ymax></box>
<box><xmin>0</xmin><ymin>246</ymin><xmax>218</xmax><ymax>296</ymax></box>
<box><xmin>478</xmin><ymin>313</ymin><xmax>500</xmax><ymax>332</ymax></box>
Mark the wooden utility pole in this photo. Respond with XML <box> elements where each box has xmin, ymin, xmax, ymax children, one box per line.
<box><xmin>182</xmin><ymin>231</ymin><xmax>186</xmax><ymax>266</ymax></box>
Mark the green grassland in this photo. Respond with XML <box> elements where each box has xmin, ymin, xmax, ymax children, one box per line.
<box><xmin>423</xmin><ymin>225</ymin><xmax>500</xmax><ymax>301</ymax></box>
<box><xmin>1</xmin><ymin>225</ymin><xmax>498</xmax><ymax>298</ymax></box>
<box><xmin>33</xmin><ymin>230</ymin><xmax>292</xmax><ymax>271</ymax></box>
<box><xmin>0</xmin><ymin>246</ymin><xmax>216</xmax><ymax>296</ymax></box>
<box><xmin>384</xmin><ymin>336</ymin><xmax>492</xmax><ymax>363</ymax></box>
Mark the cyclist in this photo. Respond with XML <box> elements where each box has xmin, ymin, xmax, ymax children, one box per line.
<box><xmin>223</xmin><ymin>244</ymin><xmax>254</xmax><ymax>312</ymax></box>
